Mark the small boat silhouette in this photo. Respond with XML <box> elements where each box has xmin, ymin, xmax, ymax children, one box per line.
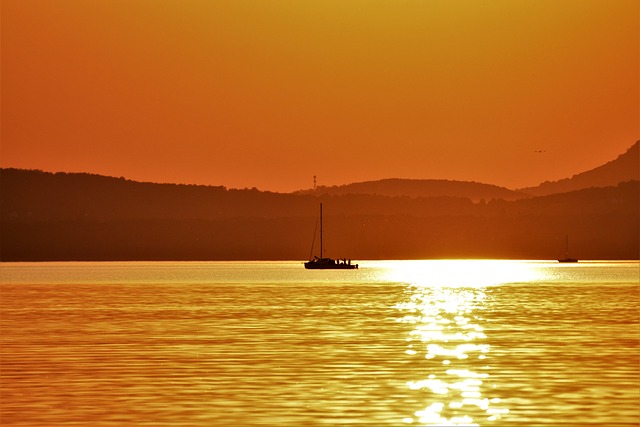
<box><xmin>558</xmin><ymin>236</ymin><xmax>578</xmax><ymax>263</ymax></box>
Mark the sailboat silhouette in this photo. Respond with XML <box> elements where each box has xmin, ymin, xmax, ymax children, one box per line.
<box><xmin>304</xmin><ymin>203</ymin><xmax>358</xmax><ymax>269</ymax></box>
<box><xmin>558</xmin><ymin>236</ymin><xmax>578</xmax><ymax>263</ymax></box>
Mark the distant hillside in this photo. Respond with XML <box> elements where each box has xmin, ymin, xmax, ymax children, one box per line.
<box><xmin>297</xmin><ymin>178</ymin><xmax>528</xmax><ymax>201</ymax></box>
<box><xmin>1</xmin><ymin>168</ymin><xmax>638</xmax><ymax>261</ymax></box>
<box><xmin>0</xmin><ymin>169</ymin><xmax>486</xmax><ymax>221</ymax></box>
<box><xmin>297</xmin><ymin>142</ymin><xmax>639</xmax><ymax>199</ymax></box>
<box><xmin>519</xmin><ymin>141</ymin><xmax>639</xmax><ymax>196</ymax></box>
<box><xmin>0</xmin><ymin>168</ymin><xmax>306</xmax><ymax>221</ymax></box>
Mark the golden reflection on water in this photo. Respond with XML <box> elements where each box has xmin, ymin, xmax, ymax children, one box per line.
<box><xmin>3</xmin><ymin>261</ymin><xmax>637</xmax><ymax>426</ymax></box>
<box><xmin>384</xmin><ymin>261</ymin><xmax>543</xmax><ymax>426</ymax></box>
<box><xmin>382</xmin><ymin>259</ymin><xmax>544</xmax><ymax>288</ymax></box>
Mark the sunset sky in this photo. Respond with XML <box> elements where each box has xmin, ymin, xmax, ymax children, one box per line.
<box><xmin>2</xmin><ymin>0</ymin><xmax>638</xmax><ymax>192</ymax></box>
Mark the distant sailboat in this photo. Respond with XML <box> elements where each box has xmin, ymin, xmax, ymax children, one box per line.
<box><xmin>558</xmin><ymin>236</ymin><xmax>578</xmax><ymax>263</ymax></box>
<box><xmin>304</xmin><ymin>203</ymin><xmax>358</xmax><ymax>270</ymax></box>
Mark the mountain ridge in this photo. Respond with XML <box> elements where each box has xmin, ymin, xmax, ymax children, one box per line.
<box><xmin>3</xmin><ymin>141</ymin><xmax>636</xmax><ymax>200</ymax></box>
<box><xmin>294</xmin><ymin>141</ymin><xmax>638</xmax><ymax>200</ymax></box>
<box><xmin>296</xmin><ymin>178</ymin><xmax>529</xmax><ymax>201</ymax></box>
<box><xmin>518</xmin><ymin>141</ymin><xmax>639</xmax><ymax>196</ymax></box>
<box><xmin>1</xmin><ymin>142</ymin><xmax>638</xmax><ymax>261</ymax></box>
<box><xmin>1</xmin><ymin>170</ymin><xmax>638</xmax><ymax>261</ymax></box>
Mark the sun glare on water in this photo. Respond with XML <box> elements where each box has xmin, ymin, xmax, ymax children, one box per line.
<box><xmin>377</xmin><ymin>259</ymin><xmax>545</xmax><ymax>288</ymax></box>
<box><xmin>374</xmin><ymin>260</ymin><xmax>543</xmax><ymax>425</ymax></box>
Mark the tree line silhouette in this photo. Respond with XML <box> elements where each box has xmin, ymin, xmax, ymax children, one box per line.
<box><xmin>1</xmin><ymin>168</ymin><xmax>638</xmax><ymax>261</ymax></box>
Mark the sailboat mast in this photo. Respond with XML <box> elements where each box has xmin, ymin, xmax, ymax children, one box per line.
<box><xmin>320</xmin><ymin>203</ymin><xmax>323</xmax><ymax>258</ymax></box>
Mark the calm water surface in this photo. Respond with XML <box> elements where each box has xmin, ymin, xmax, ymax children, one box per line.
<box><xmin>1</xmin><ymin>260</ymin><xmax>638</xmax><ymax>426</ymax></box>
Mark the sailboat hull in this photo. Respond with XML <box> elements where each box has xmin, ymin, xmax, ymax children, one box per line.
<box><xmin>304</xmin><ymin>258</ymin><xmax>358</xmax><ymax>269</ymax></box>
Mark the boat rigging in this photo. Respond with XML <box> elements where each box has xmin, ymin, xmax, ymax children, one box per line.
<box><xmin>304</xmin><ymin>203</ymin><xmax>358</xmax><ymax>270</ymax></box>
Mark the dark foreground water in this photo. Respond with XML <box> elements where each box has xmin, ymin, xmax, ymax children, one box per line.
<box><xmin>1</xmin><ymin>260</ymin><xmax>638</xmax><ymax>426</ymax></box>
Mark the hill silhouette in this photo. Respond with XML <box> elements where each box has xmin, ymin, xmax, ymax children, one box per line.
<box><xmin>295</xmin><ymin>142</ymin><xmax>638</xmax><ymax>200</ymax></box>
<box><xmin>519</xmin><ymin>141</ymin><xmax>639</xmax><ymax>196</ymax></box>
<box><xmin>296</xmin><ymin>179</ymin><xmax>528</xmax><ymax>201</ymax></box>
<box><xmin>1</xmin><ymin>165</ymin><xmax>638</xmax><ymax>261</ymax></box>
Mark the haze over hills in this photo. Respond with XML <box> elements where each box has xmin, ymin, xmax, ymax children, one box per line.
<box><xmin>296</xmin><ymin>179</ymin><xmax>529</xmax><ymax>201</ymax></box>
<box><xmin>1</xmin><ymin>142</ymin><xmax>638</xmax><ymax>261</ymax></box>
<box><xmin>518</xmin><ymin>141</ymin><xmax>639</xmax><ymax>196</ymax></box>
<box><xmin>296</xmin><ymin>141</ymin><xmax>638</xmax><ymax>200</ymax></box>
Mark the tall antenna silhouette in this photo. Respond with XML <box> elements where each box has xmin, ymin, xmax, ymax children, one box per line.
<box><xmin>313</xmin><ymin>175</ymin><xmax>317</xmax><ymax>191</ymax></box>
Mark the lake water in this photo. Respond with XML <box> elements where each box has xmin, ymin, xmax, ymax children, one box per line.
<box><xmin>1</xmin><ymin>260</ymin><xmax>638</xmax><ymax>426</ymax></box>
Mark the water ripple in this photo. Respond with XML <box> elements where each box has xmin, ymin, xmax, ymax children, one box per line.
<box><xmin>1</xmin><ymin>261</ymin><xmax>638</xmax><ymax>426</ymax></box>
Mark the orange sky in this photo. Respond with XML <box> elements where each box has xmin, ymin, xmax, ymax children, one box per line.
<box><xmin>2</xmin><ymin>0</ymin><xmax>638</xmax><ymax>192</ymax></box>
